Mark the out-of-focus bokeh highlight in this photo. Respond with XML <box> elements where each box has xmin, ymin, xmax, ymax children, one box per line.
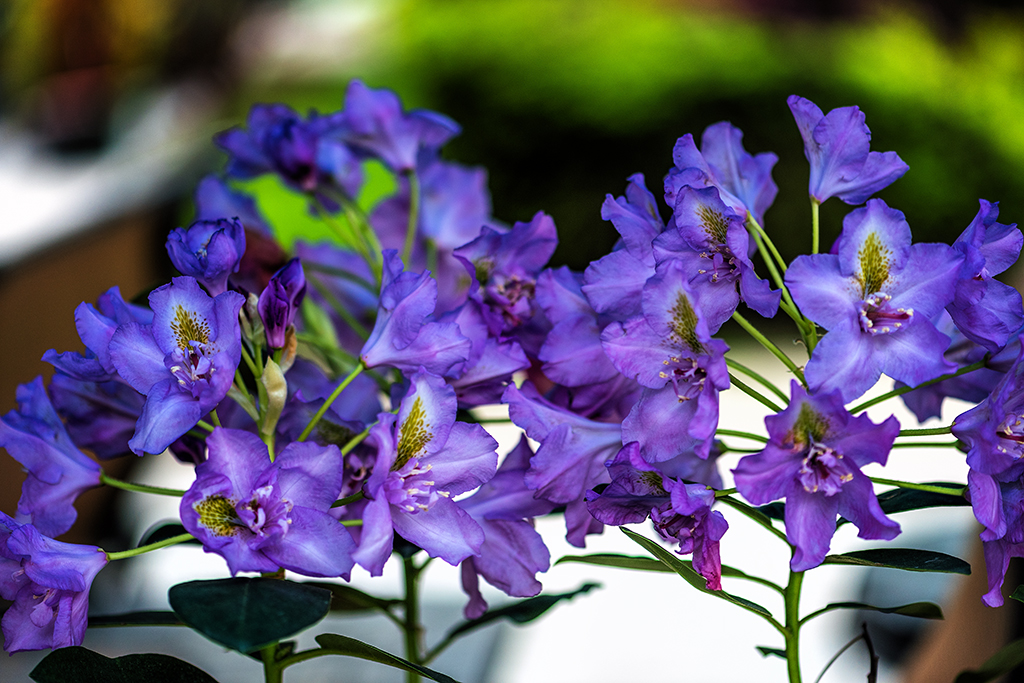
<box><xmin>3</xmin><ymin>0</ymin><xmax>1024</xmax><ymax>680</ymax></box>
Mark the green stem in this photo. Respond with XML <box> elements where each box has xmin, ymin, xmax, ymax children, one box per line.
<box><xmin>810</xmin><ymin>198</ymin><xmax>820</xmax><ymax>255</ymax></box>
<box><xmin>850</xmin><ymin>359</ymin><xmax>988</xmax><ymax>413</ymax></box>
<box><xmin>746</xmin><ymin>214</ymin><xmax>788</xmax><ymax>274</ymax></box>
<box><xmin>307</xmin><ymin>273</ymin><xmax>371</xmax><ymax>340</ymax></box>
<box><xmin>729</xmin><ymin>373</ymin><xmax>783</xmax><ymax>413</ymax></box>
<box><xmin>312</xmin><ymin>198</ymin><xmax>370</xmax><ymax>262</ymax></box>
<box><xmin>298</xmin><ymin>363</ymin><xmax>365</xmax><ymax>442</ymax></box>
<box><xmin>899</xmin><ymin>426</ymin><xmax>953</xmax><ymax>437</ymax></box>
<box><xmin>403</xmin><ymin>170</ymin><xmax>421</xmax><ymax>265</ymax></box>
<box><xmin>713</xmin><ymin>487</ymin><xmax>737</xmax><ymax>497</ymax></box>
<box><xmin>303</xmin><ymin>260</ymin><xmax>378</xmax><ymax>295</ymax></box>
<box><xmin>785</xmin><ymin>569</ymin><xmax>804</xmax><ymax>683</ymax></box>
<box><xmin>725</xmin><ymin>357</ymin><xmax>789</xmax><ymax>402</ymax></box>
<box><xmin>331</xmin><ymin>491</ymin><xmax>366</xmax><ymax>508</ymax></box>
<box><xmin>209</xmin><ymin>409</ymin><xmax>222</xmax><ymax>427</ymax></box>
<box><xmin>717</xmin><ymin>444</ymin><xmax>765</xmax><ymax>454</ymax></box>
<box><xmin>196</xmin><ymin>420</ymin><xmax>214</xmax><ymax>433</ymax></box>
<box><xmin>717</xmin><ymin>496</ymin><xmax>789</xmax><ymax>543</ymax></box>
<box><xmin>402</xmin><ymin>555</ymin><xmax>424</xmax><ymax>683</ymax></box>
<box><xmin>341</xmin><ymin>425</ymin><xmax>373</xmax><ymax>455</ymax></box>
<box><xmin>100</xmin><ymin>472</ymin><xmax>186</xmax><ymax>497</ymax></box>
<box><xmin>340</xmin><ymin>519</ymin><xmax>363</xmax><ymax>527</ymax></box>
<box><xmin>105</xmin><ymin>533</ymin><xmax>194</xmax><ymax>561</ymax></box>
<box><xmin>731</xmin><ymin>311</ymin><xmax>806</xmax><ymax>385</ymax></box>
<box><xmin>262</xmin><ymin>645</ymin><xmax>283</xmax><ymax>683</ymax></box>
<box><xmin>239</xmin><ymin>343</ymin><xmax>261</xmax><ymax>378</ymax></box>
<box><xmin>868</xmin><ymin>477</ymin><xmax>965</xmax><ymax>497</ymax></box>
<box><xmin>813</xmin><ymin>634</ymin><xmax>863</xmax><ymax>683</ymax></box>
<box><xmin>715</xmin><ymin>428</ymin><xmax>769</xmax><ymax>442</ymax></box>
<box><xmin>891</xmin><ymin>441</ymin><xmax>961</xmax><ymax>449</ymax></box>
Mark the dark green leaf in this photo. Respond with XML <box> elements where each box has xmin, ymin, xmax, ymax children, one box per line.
<box><xmin>757</xmin><ymin>502</ymin><xmax>785</xmax><ymax>521</ymax></box>
<box><xmin>445</xmin><ymin>583</ymin><xmax>600</xmax><ymax>641</ymax></box>
<box><xmin>314</xmin><ymin>634</ymin><xmax>460</xmax><ymax>683</ymax></box>
<box><xmin>955</xmin><ymin>638</ymin><xmax>1024</xmax><ymax>683</ymax></box>
<box><xmin>621</xmin><ymin>528</ymin><xmax>773</xmax><ymax>618</ymax></box>
<box><xmin>30</xmin><ymin>647</ymin><xmax>218</xmax><ymax>683</ymax></box>
<box><xmin>822</xmin><ymin>548</ymin><xmax>971</xmax><ymax>574</ymax></box>
<box><xmin>818</xmin><ymin>601</ymin><xmax>944</xmax><ymax>620</ymax></box>
<box><xmin>555</xmin><ymin>553</ymin><xmax>762</xmax><ymax>583</ymax></box>
<box><xmin>138</xmin><ymin>522</ymin><xmax>201</xmax><ymax>547</ymax></box>
<box><xmin>757</xmin><ymin>646</ymin><xmax>786</xmax><ymax>659</ymax></box>
<box><xmin>168</xmin><ymin>578</ymin><xmax>331</xmax><ymax>653</ymax></box>
<box><xmin>302</xmin><ymin>581</ymin><xmax>402</xmax><ymax>613</ymax></box>
<box><xmin>838</xmin><ymin>485</ymin><xmax>967</xmax><ymax>527</ymax></box>
<box><xmin>1010</xmin><ymin>585</ymin><xmax>1024</xmax><ymax>604</ymax></box>
<box><xmin>89</xmin><ymin>611</ymin><xmax>182</xmax><ymax>628</ymax></box>
<box><xmin>555</xmin><ymin>553</ymin><xmax>672</xmax><ymax>572</ymax></box>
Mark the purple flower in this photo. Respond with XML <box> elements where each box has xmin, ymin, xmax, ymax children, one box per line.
<box><xmin>338</xmin><ymin>79</ymin><xmax>460</xmax><ymax>172</ymax></box>
<box><xmin>657</xmin><ymin>185</ymin><xmax>780</xmax><ymax>329</ymax></box>
<box><xmin>166</xmin><ymin>218</ymin><xmax>247</xmax><ymax>296</ymax></box>
<box><xmin>359</xmin><ymin>251</ymin><xmax>471</xmax><ymax>377</ymax></box>
<box><xmin>354</xmin><ymin>371</ymin><xmax>498</xmax><ymax>575</ymax></box>
<box><xmin>441</xmin><ymin>299</ymin><xmax>529</xmax><ymax>407</ymax></box>
<box><xmin>43</xmin><ymin>287</ymin><xmax>153</xmax><ymax>383</ymax></box>
<box><xmin>586</xmin><ymin>443</ymin><xmax>728</xmax><ymax>589</ymax></box>
<box><xmin>952</xmin><ymin>337</ymin><xmax>1024</xmax><ymax>480</ymax></box>
<box><xmin>370</xmin><ymin>157</ymin><xmax>494</xmax><ymax>312</ymax></box>
<box><xmin>259</xmin><ymin>258</ymin><xmax>307</xmax><ymax>348</ymax></box>
<box><xmin>947</xmin><ymin>199</ymin><xmax>1024</xmax><ymax>353</ymax></box>
<box><xmin>963</xmin><ymin>470</ymin><xmax>1024</xmax><ymax>606</ymax></box>
<box><xmin>456</xmin><ymin>437</ymin><xmax>554</xmax><ymax>618</ymax></box>
<box><xmin>503</xmin><ymin>382</ymin><xmax>622</xmax><ymax>546</ymax></box>
<box><xmin>898</xmin><ymin>311</ymin><xmax>1003</xmax><ymax>422</ymax></box>
<box><xmin>582</xmin><ymin>174</ymin><xmax>662</xmax><ymax>320</ymax></box>
<box><xmin>787</xmin><ymin>199</ymin><xmax>963</xmax><ymax>401</ymax></box>
<box><xmin>665</xmin><ymin>121</ymin><xmax>779</xmax><ymax>225</ymax></box>
<box><xmin>0</xmin><ymin>378</ymin><xmax>101</xmax><ymax>538</ymax></box>
<box><xmin>109</xmin><ymin>277</ymin><xmax>244</xmax><ymax>455</ymax></box>
<box><xmin>180</xmin><ymin>428</ymin><xmax>356</xmax><ymax>577</ymax></box>
<box><xmin>788</xmin><ymin>95</ymin><xmax>908</xmax><ymax>205</ymax></box>
<box><xmin>216</xmin><ymin>103</ymin><xmax>362</xmax><ymax>197</ymax></box>
<box><xmin>0</xmin><ymin>513</ymin><xmax>107</xmax><ymax>653</ymax></box>
<box><xmin>454</xmin><ymin>211</ymin><xmax>559</xmax><ymax>350</ymax></box>
<box><xmin>601</xmin><ymin>260</ymin><xmax>729</xmax><ymax>461</ymax></box>
<box><xmin>733</xmin><ymin>382</ymin><xmax>900</xmax><ymax>571</ymax></box>
<box><xmin>48</xmin><ymin>374</ymin><xmax>146</xmax><ymax>459</ymax></box>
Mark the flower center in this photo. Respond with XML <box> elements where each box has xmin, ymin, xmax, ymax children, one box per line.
<box><xmin>797</xmin><ymin>441</ymin><xmax>853</xmax><ymax>496</ymax></box>
<box><xmin>658</xmin><ymin>356</ymin><xmax>707</xmax><ymax>402</ymax></box>
<box><xmin>858</xmin><ymin>292</ymin><xmax>913</xmax><ymax>335</ymax></box>
<box><xmin>384</xmin><ymin>459</ymin><xmax>450</xmax><ymax>514</ymax></box>
<box><xmin>237</xmin><ymin>484</ymin><xmax>293</xmax><ymax>539</ymax></box>
<box><xmin>697</xmin><ymin>204</ymin><xmax>730</xmax><ymax>245</ymax></box>
<box><xmin>667</xmin><ymin>291</ymin><xmax>705</xmax><ymax>354</ymax></box>
<box><xmin>996</xmin><ymin>414</ymin><xmax>1024</xmax><ymax>457</ymax></box>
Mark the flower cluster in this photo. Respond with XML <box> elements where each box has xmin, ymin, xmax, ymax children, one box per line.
<box><xmin>3</xmin><ymin>81</ymin><xmax>1022</xmax><ymax>683</ymax></box>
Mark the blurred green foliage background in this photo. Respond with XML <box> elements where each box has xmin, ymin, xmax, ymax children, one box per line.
<box><xmin>7</xmin><ymin>0</ymin><xmax>1024</xmax><ymax>278</ymax></box>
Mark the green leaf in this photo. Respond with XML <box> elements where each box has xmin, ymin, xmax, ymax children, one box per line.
<box><xmin>138</xmin><ymin>523</ymin><xmax>201</xmax><ymax>548</ymax></box>
<box><xmin>756</xmin><ymin>646</ymin><xmax>786</xmax><ymax>659</ymax></box>
<box><xmin>89</xmin><ymin>611</ymin><xmax>183</xmax><ymax>628</ymax></box>
<box><xmin>555</xmin><ymin>553</ymin><xmax>763</xmax><ymax>582</ymax></box>
<box><xmin>838</xmin><ymin>485</ymin><xmax>967</xmax><ymax>528</ymax></box>
<box><xmin>301</xmin><ymin>581</ymin><xmax>402</xmax><ymax>613</ymax></box>
<box><xmin>621</xmin><ymin>528</ymin><xmax>773</xmax><ymax>618</ymax></box>
<box><xmin>444</xmin><ymin>583</ymin><xmax>600</xmax><ymax>641</ymax></box>
<box><xmin>1010</xmin><ymin>585</ymin><xmax>1024</xmax><ymax>604</ymax></box>
<box><xmin>555</xmin><ymin>553</ymin><xmax>673</xmax><ymax>572</ymax></box>
<box><xmin>822</xmin><ymin>548</ymin><xmax>971</xmax><ymax>574</ymax></box>
<box><xmin>30</xmin><ymin>647</ymin><xmax>218</xmax><ymax>683</ymax></box>
<box><xmin>816</xmin><ymin>601</ymin><xmax>944</xmax><ymax>620</ymax></box>
<box><xmin>756</xmin><ymin>502</ymin><xmax>785</xmax><ymax>521</ymax></box>
<box><xmin>314</xmin><ymin>634</ymin><xmax>459</xmax><ymax>683</ymax></box>
<box><xmin>168</xmin><ymin>578</ymin><xmax>331</xmax><ymax>653</ymax></box>
<box><xmin>954</xmin><ymin>638</ymin><xmax>1024</xmax><ymax>683</ymax></box>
